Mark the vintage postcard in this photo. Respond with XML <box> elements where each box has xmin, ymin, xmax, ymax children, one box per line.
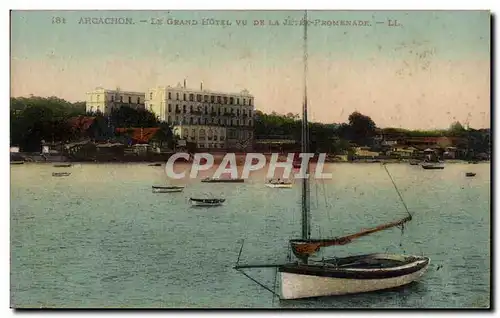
<box><xmin>10</xmin><ymin>9</ymin><xmax>491</xmax><ymax>309</ymax></box>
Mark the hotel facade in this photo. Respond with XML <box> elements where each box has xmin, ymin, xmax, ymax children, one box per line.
<box><xmin>146</xmin><ymin>82</ymin><xmax>254</xmax><ymax>150</ymax></box>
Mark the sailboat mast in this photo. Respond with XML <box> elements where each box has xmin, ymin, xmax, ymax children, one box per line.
<box><xmin>301</xmin><ymin>10</ymin><xmax>311</xmax><ymax>242</ymax></box>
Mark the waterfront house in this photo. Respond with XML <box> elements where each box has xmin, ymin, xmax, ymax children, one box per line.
<box><xmin>390</xmin><ymin>146</ymin><xmax>417</xmax><ymax>158</ymax></box>
<box><xmin>354</xmin><ymin>146</ymin><xmax>380</xmax><ymax>159</ymax></box>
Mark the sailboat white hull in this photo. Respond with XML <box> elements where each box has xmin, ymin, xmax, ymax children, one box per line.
<box><xmin>279</xmin><ymin>254</ymin><xmax>429</xmax><ymax>300</ymax></box>
<box><xmin>265</xmin><ymin>183</ymin><xmax>293</xmax><ymax>188</ymax></box>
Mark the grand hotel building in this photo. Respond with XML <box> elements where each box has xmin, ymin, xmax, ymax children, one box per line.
<box><xmin>146</xmin><ymin>82</ymin><xmax>254</xmax><ymax>150</ymax></box>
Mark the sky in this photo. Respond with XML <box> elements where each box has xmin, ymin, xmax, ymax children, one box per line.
<box><xmin>10</xmin><ymin>10</ymin><xmax>491</xmax><ymax>129</ymax></box>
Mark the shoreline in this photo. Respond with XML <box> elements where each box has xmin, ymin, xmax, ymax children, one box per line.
<box><xmin>10</xmin><ymin>159</ymin><xmax>490</xmax><ymax>165</ymax></box>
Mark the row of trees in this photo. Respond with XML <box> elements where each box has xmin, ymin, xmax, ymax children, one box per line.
<box><xmin>10</xmin><ymin>97</ymin><xmax>173</xmax><ymax>151</ymax></box>
<box><xmin>10</xmin><ymin>96</ymin><xmax>491</xmax><ymax>156</ymax></box>
<box><xmin>254</xmin><ymin>110</ymin><xmax>491</xmax><ymax>156</ymax></box>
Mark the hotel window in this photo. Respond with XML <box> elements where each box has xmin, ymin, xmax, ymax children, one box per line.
<box><xmin>204</xmin><ymin>118</ymin><xmax>208</xmax><ymax>124</ymax></box>
<box><xmin>111</xmin><ymin>96</ymin><xmax>114</xmax><ymax>102</ymax></box>
<box><xmin>176</xmin><ymin>104</ymin><xmax>179</xmax><ymax>111</ymax></box>
<box><xmin>237</xmin><ymin>98</ymin><xmax>240</xmax><ymax>105</ymax></box>
<box><xmin>204</xmin><ymin>95</ymin><xmax>208</xmax><ymax>102</ymax></box>
<box><xmin>190</xmin><ymin>105</ymin><xmax>193</xmax><ymax>113</ymax></box>
<box><xmin>128</xmin><ymin>96</ymin><xmax>132</xmax><ymax>103</ymax></box>
<box><xmin>120</xmin><ymin>96</ymin><xmax>123</xmax><ymax>103</ymax></box>
<box><xmin>204</xmin><ymin>106</ymin><xmax>208</xmax><ymax>114</ymax></box>
<box><xmin>137</xmin><ymin>97</ymin><xmax>141</xmax><ymax>103</ymax></box>
<box><xmin>197</xmin><ymin>118</ymin><xmax>200</xmax><ymax>124</ymax></box>
<box><xmin>168</xmin><ymin>92</ymin><xmax>172</xmax><ymax>99</ymax></box>
<box><xmin>236</xmin><ymin>120</ymin><xmax>239</xmax><ymax>126</ymax></box>
<box><xmin>243</xmin><ymin>99</ymin><xmax>246</xmax><ymax>105</ymax></box>
<box><xmin>189</xmin><ymin>94</ymin><xmax>194</xmax><ymax>101</ymax></box>
<box><xmin>183</xmin><ymin>105</ymin><xmax>186</xmax><ymax>113</ymax></box>
<box><xmin>190</xmin><ymin>117</ymin><xmax>193</xmax><ymax>124</ymax></box>
<box><xmin>249</xmin><ymin>120</ymin><xmax>252</xmax><ymax>126</ymax></box>
<box><xmin>249</xmin><ymin>99</ymin><xmax>253</xmax><ymax>106</ymax></box>
<box><xmin>168</xmin><ymin>104</ymin><xmax>172</xmax><ymax>112</ymax></box>
<box><xmin>210</xmin><ymin>96</ymin><xmax>215</xmax><ymax>103</ymax></box>
<box><xmin>176</xmin><ymin>93</ymin><xmax>179</xmax><ymax>100</ymax></box>
<box><xmin>150</xmin><ymin>92</ymin><xmax>153</xmax><ymax>99</ymax></box>
<box><xmin>237</xmin><ymin>109</ymin><xmax>240</xmax><ymax>116</ymax></box>
<box><xmin>197</xmin><ymin>94</ymin><xmax>202</xmax><ymax>102</ymax></box>
<box><xmin>229</xmin><ymin>97</ymin><xmax>234</xmax><ymax>104</ymax></box>
<box><xmin>168</xmin><ymin>115</ymin><xmax>171</xmax><ymax>123</ymax></box>
<box><xmin>217</xmin><ymin>96</ymin><xmax>221</xmax><ymax>103</ymax></box>
<box><xmin>223</xmin><ymin>96</ymin><xmax>228</xmax><ymax>104</ymax></box>
<box><xmin>184</xmin><ymin>94</ymin><xmax>187</xmax><ymax>101</ymax></box>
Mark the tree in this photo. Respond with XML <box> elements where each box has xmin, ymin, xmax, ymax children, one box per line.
<box><xmin>347</xmin><ymin>111</ymin><xmax>377</xmax><ymax>145</ymax></box>
<box><xmin>449</xmin><ymin>121</ymin><xmax>466</xmax><ymax>137</ymax></box>
<box><xmin>10</xmin><ymin>96</ymin><xmax>87</xmax><ymax>150</ymax></box>
<box><xmin>109</xmin><ymin>107</ymin><xmax>159</xmax><ymax>128</ymax></box>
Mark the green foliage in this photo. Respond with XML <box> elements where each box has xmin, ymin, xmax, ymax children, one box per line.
<box><xmin>347</xmin><ymin>111</ymin><xmax>377</xmax><ymax>145</ymax></box>
<box><xmin>10</xmin><ymin>96</ymin><xmax>87</xmax><ymax>151</ymax></box>
<box><xmin>107</xmin><ymin>106</ymin><xmax>159</xmax><ymax>128</ymax></box>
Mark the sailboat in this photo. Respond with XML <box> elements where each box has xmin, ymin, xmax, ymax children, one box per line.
<box><xmin>234</xmin><ymin>11</ymin><xmax>429</xmax><ymax>300</ymax></box>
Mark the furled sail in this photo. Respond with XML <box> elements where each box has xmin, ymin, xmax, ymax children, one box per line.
<box><xmin>289</xmin><ymin>215</ymin><xmax>412</xmax><ymax>259</ymax></box>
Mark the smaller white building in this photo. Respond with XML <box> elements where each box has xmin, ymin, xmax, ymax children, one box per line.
<box><xmin>86</xmin><ymin>87</ymin><xmax>146</xmax><ymax>114</ymax></box>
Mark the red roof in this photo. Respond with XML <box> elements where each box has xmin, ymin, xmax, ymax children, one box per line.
<box><xmin>115</xmin><ymin>128</ymin><xmax>160</xmax><ymax>144</ymax></box>
<box><xmin>67</xmin><ymin>116</ymin><xmax>96</xmax><ymax>133</ymax></box>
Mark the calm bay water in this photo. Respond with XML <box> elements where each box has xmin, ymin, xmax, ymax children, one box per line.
<box><xmin>10</xmin><ymin>162</ymin><xmax>490</xmax><ymax>308</ymax></box>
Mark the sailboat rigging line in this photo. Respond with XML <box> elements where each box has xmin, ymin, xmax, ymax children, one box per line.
<box><xmin>236</xmin><ymin>239</ymin><xmax>245</xmax><ymax>266</ymax></box>
<box><xmin>272</xmin><ymin>267</ymin><xmax>278</xmax><ymax>307</ymax></box>
<box><xmin>235</xmin><ymin>269</ymin><xmax>280</xmax><ymax>298</ymax></box>
<box><xmin>382</xmin><ymin>164</ymin><xmax>412</xmax><ymax>218</ymax></box>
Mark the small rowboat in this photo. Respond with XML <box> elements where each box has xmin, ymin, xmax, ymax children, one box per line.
<box><xmin>421</xmin><ymin>162</ymin><xmax>445</xmax><ymax>170</ymax></box>
<box><xmin>152</xmin><ymin>185</ymin><xmax>184</xmax><ymax>193</ymax></box>
<box><xmin>148</xmin><ymin>163</ymin><xmax>162</xmax><ymax>167</ymax></box>
<box><xmin>53</xmin><ymin>163</ymin><xmax>72</xmax><ymax>168</ymax></box>
<box><xmin>201</xmin><ymin>177</ymin><xmax>244</xmax><ymax>183</ymax></box>
<box><xmin>52</xmin><ymin>172</ymin><xmax>71</xmax><ymax>177</ymax></box>
<box><xmin>190</xmin><ymin>198</ymin><xmax>225</xmax><ymax>207</ymax></box>
<box><xmin>10</xmin><ymin>161</ymin><xmax>24</xmax><ymax>165</ymax></box>
<box><xmin>465</xmin><ymin>172</ymin><xmax>476</xmax><ymax>177</ymax></box>
<box><xmin>266</xmin><ymin>180</ymin><xmax>293</xmax><ymax>188</ymax></box>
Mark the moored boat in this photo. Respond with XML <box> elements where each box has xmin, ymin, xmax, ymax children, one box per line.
<box><xmin>53</xmin><ymin>163</ymin><xmax>72</xmax><ymax>168</ymax></box>
<box><xmin>234</xmin><ymin>11</ymin><xmax>429</xmax><ymax>300</ymax></box>
<box><xmin>52</xmin><ymin>172</ymin><xmax>71</xmax><ymax>177</ymax></box>
<box><xmin>148</xmin><ymin>163</ymin><xmax>162</xmax><ymax>167</ymax></box>
<box><xmin>266</xmin><ymin>179</ymin><xmax>293</xmax><ymax>188</ymax></box>
<box><xmin>201</xmin><ymin>177</ymin><xmax>244</xmax><ymax>183</ymax></box>
<box><xmin>277</xmin><ymin>253</ymin><xmax>429</xmax><ymax>299</ymax></box>
<box><xmin>465</xmin><ymin>172</ymin><xmax>476</xmax><ymax>177</ymax></box>
<box><xmin>10</xmin><ymin>161</ymin><xmax>24</xmax><ymax>165</ymax></box>
<box><xmin>152</xmin><ymin>185</ymin><xmax>184</xmax><ymax>193</ymax></box>
<box><xmin>190</xmin><ymin>198</ymin><xmax>225</xmax><ymax>207</ymax></box>
<box><xmin>421</xmin><ymin>162</ymin><xmax>445</xmax><ymax>170</ymax></box>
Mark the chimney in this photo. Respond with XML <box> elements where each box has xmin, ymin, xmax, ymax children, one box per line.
<box><xmin>200</xmin><ymin>82</ymin><xmax>203</xmax><ymax>91</ymax></box>
<box><xmin>184</xmin><ymin>79</ymin><xmax>186</xmax><ymax>88</ymax></box>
